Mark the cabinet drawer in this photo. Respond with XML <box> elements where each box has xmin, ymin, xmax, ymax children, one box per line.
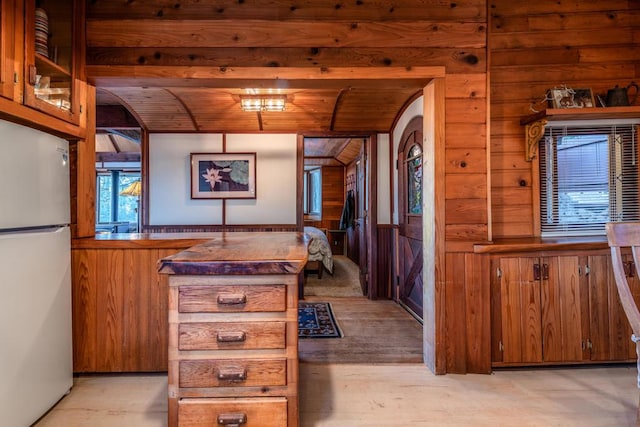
<box><xmin>179</xmin><ymin>397</ymin><xmax>287</xmax><ymax>427</ymax></box>
<box><xmin>179</xmin><ymin>359</ymin><xmax>287</xmax><ymax>388</ymax></box>
<box><xmin>178</xmin><ymin>284</ymin><xmax>286</xmax><ymax>313</ymax></box>
<box><xmin>179</xmin><ymin>321</ymin><xmax>286</xmax><ymax>350</ymax></box>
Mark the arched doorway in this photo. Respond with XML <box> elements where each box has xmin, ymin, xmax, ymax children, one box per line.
<box><xmin>397</xmin><ymin>116</ymin><xmax>424</xmax><ymax>320</ymax></box>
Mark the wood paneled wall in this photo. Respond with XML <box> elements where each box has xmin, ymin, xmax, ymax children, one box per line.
<box><xmin>304</xmin><ymin>166</ymin><xmax>345</xmax><ymax>231</ymax></box>
<box><xmin>489</xmin><ymin>1</ymin><xmax>640</xmax><ymax>238</ymax></box>
<box><xmin>72</xmin><ymin>243</ymin><xmax>200</xmax><ymax>372</ymax></box>
<box><xmin>84</xmin><ymin>0</ymin><xmax>490</xmax><ymax>375</ymax></box>
<box><xmin>321</xmin><ymin>166</ymin><xmax>345</xmax><ymax>231</ymax></box>
<box><xmin>86</xmin><ymin>1</ymin><xmax>487</xmax><ymax>73</ymax></box>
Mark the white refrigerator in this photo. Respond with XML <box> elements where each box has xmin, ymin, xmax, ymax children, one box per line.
<box><xmin>0</xmin><ymin>120</ymin><xmax>73</xmax><ymax>426</ymax></box>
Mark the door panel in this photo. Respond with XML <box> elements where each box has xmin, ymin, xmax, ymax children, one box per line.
<box><xmin>397</xmin><ymin>116</ymin><xmax>423</xmax><ymax>318</ymax></box>
<box><xmin>500</xmin><ymin>258</ymin><xmax>522</xmax><ymax>363</ymax></box>
<box><xmin>519</xmin><ymin>257</ymin><xmax>543</xmax><ymax>363</ymax></box>
<box><xmin>398</xmin><ymin>236</ymin><xmax>423</xmax><ymax>316</ymax></box>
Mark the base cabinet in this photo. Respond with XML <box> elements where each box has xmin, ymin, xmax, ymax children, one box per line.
<box><xmin>167</xmin><ymin>276</ymin><xmax>299</xmax><ymax>427</ymax></box>
<box><xmin>494</xmin><ymin>256</ymin><xmax>584</xmax><ymax>364</ymax></box>
<box><xmin>492</xmin><ymin>251</ymin><xmax>639</xmax><ymax>367</ymax></box>
<box><xmin>587</xmin><ymin>254</ymin><xmax>638</xmax><ymax>361</ymax></box>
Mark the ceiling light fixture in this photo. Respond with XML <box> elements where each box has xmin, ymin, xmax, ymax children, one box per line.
<box><xmin>240</xmin><ymin>95</ymin><xmax>286</xmax><ymax>112</ymax></box>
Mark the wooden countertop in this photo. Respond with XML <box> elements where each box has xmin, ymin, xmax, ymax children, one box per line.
<box><xmin>157</xmin><ymin>231</ymin><xmax>310</xmax><ymax>275</ymax></box>
<box><xmin>72</xmin><ymin>232</ymin><xmax>227</xmax><ymax>249</ymax></box>
<box><xmin>473</xmin><ymin>236</ymin><xmax>610</xmax><ymax>254</ymax></box>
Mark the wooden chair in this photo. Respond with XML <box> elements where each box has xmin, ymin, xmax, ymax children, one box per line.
<box><xmin>606</xmin><ymin>222</ymin><xmax>640</xmax><ymax>424</ymax></box>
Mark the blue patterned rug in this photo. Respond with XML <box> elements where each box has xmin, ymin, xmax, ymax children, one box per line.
<box><xmin>298</xmin><ymin>301</ymin><xmax>343</xmax><ymax>338</ymax></box>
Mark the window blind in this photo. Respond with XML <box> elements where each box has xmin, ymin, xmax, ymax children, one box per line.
<box><xmin>539</xmin><ymin>120</ymin><xmax>640</xmax><ymax>237</ymax></box>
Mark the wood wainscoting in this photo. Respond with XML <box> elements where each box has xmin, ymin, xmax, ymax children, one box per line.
<box><xmin>71</xmin><ymin>236</ymin><xmax>213</xmax><ymax>372</ymax></box>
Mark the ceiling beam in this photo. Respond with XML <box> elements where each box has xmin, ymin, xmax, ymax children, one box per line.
<box><xmin>86</xmin><ymin>66</ymin><xmax>444</xmax><ymax>88</ymax></box>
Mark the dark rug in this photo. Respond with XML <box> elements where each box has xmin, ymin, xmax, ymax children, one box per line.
<box><xmin>298</xmin><ymin>301</ymin><xmax>343</xmax><ymax>338</ymax></box>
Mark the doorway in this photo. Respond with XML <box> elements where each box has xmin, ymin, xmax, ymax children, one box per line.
<box><xmin>397</xmin><ymin>116</ymin><xmax>424</xmax><ymax>320</ymax></box>
<box><xmin>301</xmin><ymin>136</ymin><xmax>371</xmax><ymax>298</ymax></box>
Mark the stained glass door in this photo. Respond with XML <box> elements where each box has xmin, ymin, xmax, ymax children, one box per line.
<box><xmin>397</xmin><ymin>116</ymin><xmax>424</xmax><ymax>319</ymax></box>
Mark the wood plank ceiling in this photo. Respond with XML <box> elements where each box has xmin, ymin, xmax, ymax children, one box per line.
<box><xmin>86</xmin><ymin>0</ymin><xmax>486</xmax><ymax>134</ymax></box>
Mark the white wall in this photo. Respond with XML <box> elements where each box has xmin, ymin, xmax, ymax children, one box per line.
<box><xmin>391</xmin><ymin>96</ymin><xmax>424</xmax><ymax>224</ymax></box>
<box><xmin>376</xmin><ymin>133</ymin><xmax>391</xmax><ymax>225</ymax></box>
<box><xmin>148</xmin><ymin>133</ymin><xmax>297</xmax><ymax>226</ymax></box>
<box><xmin>225</xmin><ymin>134</ymin><xmax>297</xmax><ymax>225</ymax></box>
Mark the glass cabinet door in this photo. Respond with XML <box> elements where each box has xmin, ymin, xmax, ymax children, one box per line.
<box><xmin>0</xmin><ymin>0</ymin><xmax>19</xmax><ymax>100</ymax></box>
<box><xmin>24</xmin><ymin>0</ymin><xmax>79</xmax><ymax>124</ymax></box>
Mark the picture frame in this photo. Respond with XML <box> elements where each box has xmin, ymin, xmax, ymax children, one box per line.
<box><xmin>572</xmin><ymin>88</ymin><xmax>596</xmax><ymax>108</ymax></box>
<box><xmin>548</xmin><ymin>87</ymin><xmax>595</xmax><ymax>109</ymax></box>
<box><xmin>190</xmin><ymin>152</ymin><xmax>257</xmax><ymax>199</ymax></box>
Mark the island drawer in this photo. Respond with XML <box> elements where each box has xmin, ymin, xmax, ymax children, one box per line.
<box><xmin>178</xmin><ymin>397</ymin><xmax>287</xmax><ymax>427</ymax></box>
<box><xmin>178</xmin><ymin>284</ymin><xmax>286</xmax><ymax>313</ymax></box>
<box><xmin>179</xmin><ymin>321</ymin><xmax>286</xmax><ymax>351</ymax></box>
<box><xmin>179</xmin><ymin>358</ymin><xmax>287</xmax><ymax>388</ymax></box>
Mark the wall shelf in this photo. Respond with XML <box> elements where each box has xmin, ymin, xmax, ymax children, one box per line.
<box><xmin>520</xmin><ymin>106</ymin><xmax>640</xmax><ymax>161</ymax></box>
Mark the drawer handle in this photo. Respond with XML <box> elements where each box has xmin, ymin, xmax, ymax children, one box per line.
<box><xmin>217</xmin><ymin>293</ymin><xmax>247</xmax><ymax>305</ymax></box>
<box><xmin>217</xmin><ymin>412</ymin><xmax>247</xmax><ymax>426</ymax></box>
<box><xmin>217</xmin><ymin>367</ymin><xmax>247</xmax><ymax>382</ymax></box>
<box><xmin>216</xmin><ymin>331</ymin><xmax>247</xmax><ymax>343</ymax></box>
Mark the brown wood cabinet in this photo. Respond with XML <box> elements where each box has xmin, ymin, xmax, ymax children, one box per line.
<box><xmin>0</xmin><ymin>0</ymin><xmax>84</xmax><ymax>125</ymax></box>
<box><xmin>492</xmin><ymin>250</ymin><xmax>638</xmax><ymax>367</ymax></box>
<box><xmin>0</xmin><ymin>0</ymin><xmax>21</xmax><ymax>101</ymax></box>
<box><xmin>586</xmin><ymin>254</ymin><xmax>639</xmax><ymax>361</ymax></box>
<box><xmin>493</xmin><ymin>255</ymin><xmax>583</xmax><ymax>364</ymax></box>
<box><xmin>24</xmin><ymin>0</ymin><xmax>82</xmax><ymax>124</ymax></box>
<box><xmin>159</xmin><ymin>233</ymin><xmax>306</xmax><ymax>427</ymax></box>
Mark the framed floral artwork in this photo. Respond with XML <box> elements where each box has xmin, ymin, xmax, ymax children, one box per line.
<box><xmin>190</xmin><ymin>152</ymin><xmax>256</xmax><ymax>199</ymax></box>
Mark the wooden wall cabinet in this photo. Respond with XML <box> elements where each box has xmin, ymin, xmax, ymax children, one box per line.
<box><xmin>0</xmin><ymin>0</ymin><xmax>84</xmax><ymax>125</ymax></box>
<box><xmin>492</xmin><ymin>251</ymin><xmax>639</xmax><ymax>367</ymax></box>
<box><xmin>0</xmin><ymin>0</ymin><xmax>21</xmax><ymax>101</ymax></box>
<box><xmin>23</xmin><ymin>0</ymin><xmax>82</xmax><ymax>124</ymax></box>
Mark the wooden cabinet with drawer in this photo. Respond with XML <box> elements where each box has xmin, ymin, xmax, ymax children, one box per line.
<box><xmin>159</xmin><ymin>232</ymin><xmax>308</xmax><ymax>427</ymax></box>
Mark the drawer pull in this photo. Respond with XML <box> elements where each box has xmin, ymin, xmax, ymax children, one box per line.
<box><xmin>216</xmin><ymin>331</ymin><xmax>247</xmax><ymax>343</ymax></box>
<box><xmin>217</xmin><ymin>367</ymin><xmax>247</xmax><ymax>382</ymax></box>
<box><xmin>217</xmin><ymin>293</ymin><xmax>247</xmax><ymax>305</ymax></box>
<box><xmin>217</xmin><ymin>412</ymin><xmax>247</xmax><ymax>426</ymax></box>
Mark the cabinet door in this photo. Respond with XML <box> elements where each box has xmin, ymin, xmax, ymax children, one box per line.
<box><xmin>540</xmin><ymin>256</ymin><xmax>584</xmax><ymax>362</ymax></box>
<box><xmin>587</xmin><ymin>254</ymin><xmax>634</xmax><ymax>361</ymax></box>
<box><xmin>0</xmin><ymin>0</ymin><xmax>19</xmax><ymax>100</ymax></box>
<box><xmin>23</xmin><ymin>0</ymin><xmax>80</xmax><ymax>124</ymax></box>
<box><xmin>499</xmin><ymin>257</ymin><xmax>542</xmax><ymax>363</ymax></box>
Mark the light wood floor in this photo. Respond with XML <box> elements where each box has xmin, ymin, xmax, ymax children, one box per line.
<box><xmin>36</xmin><ymin>365</ymin><xmax>637</xmax><ymax>426</ymax></box>
<box><xmin>34</xmin><ymin>298</ymin><xmax>638</xmax><ymax>426</ymax></box>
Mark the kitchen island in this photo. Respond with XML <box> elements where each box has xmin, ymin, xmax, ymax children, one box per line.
<box><xmin>158</xmin><ymin>232</ymin><xmax>309</xmax><ymax>427</ymax></box>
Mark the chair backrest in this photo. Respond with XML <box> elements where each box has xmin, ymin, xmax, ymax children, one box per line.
<box><xmin>605</xmin><ymin>222</ymin><xmax>640</xmax><ymax>337</ymax></box>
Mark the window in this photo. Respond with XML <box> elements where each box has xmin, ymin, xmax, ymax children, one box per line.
<box><xmin>539</xmin><ymin>121</ymin><xmax>639</xmax><ymax>236</ymax></box>
<box><xmin>406</xmin><ymin>144</ymin><xmax>423</xmax><ymax>215</ymax></box>
<box><xmin>96</xmin><ymin>170</ymin><xmax>141</xmax><ymax>232</ymax></box>
<box><xmin>303</xmin><ymin>167</ymin><xmax>322</xmax><ymax>217</ymax></box>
